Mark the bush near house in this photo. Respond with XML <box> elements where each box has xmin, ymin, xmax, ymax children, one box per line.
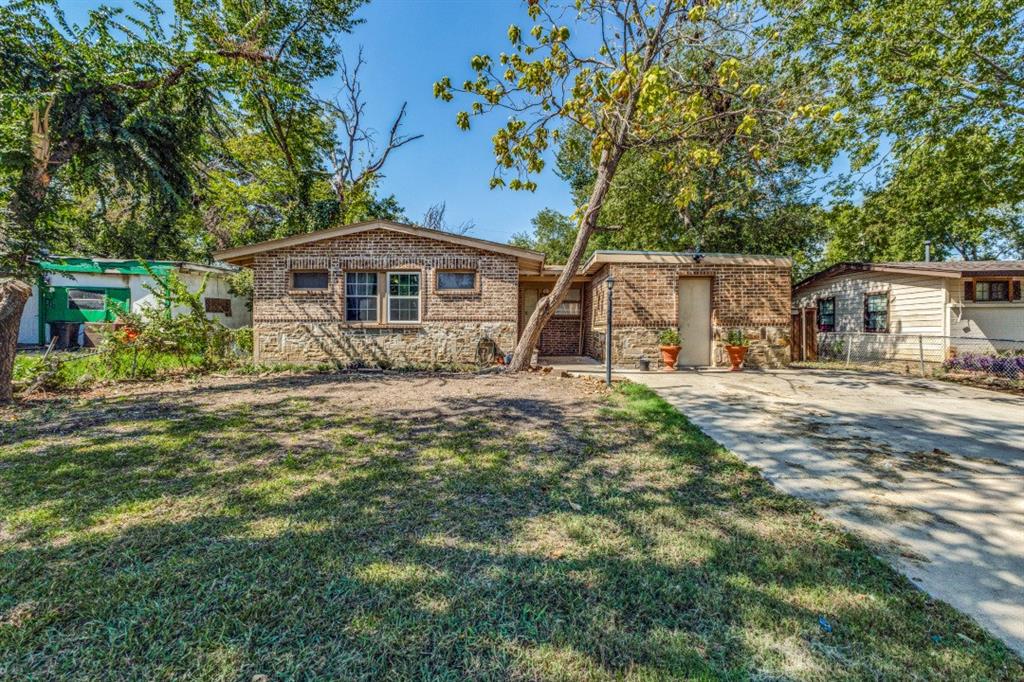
<box><xmin>14</xmin><ymin>272</ymin><xmax>251</xmax><ymax>393</ymax></box>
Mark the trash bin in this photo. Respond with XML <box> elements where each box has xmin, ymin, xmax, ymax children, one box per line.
<box><xmin>48</xmin><ymin>322</ymin><xmax>81</xmax><ymax>349</ymax></box>
<box><xmin>65</xmin><ymin>322</ymin><xmax>81</xmax><ymax>349</ymax></box>
<box><xmin>48</xmin><ymin>322</ymin><xmax>67</xmax><ymax>349</ymax></box>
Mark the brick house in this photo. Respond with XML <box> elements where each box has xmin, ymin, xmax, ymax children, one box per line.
<box><xmin>214</xmin><ymin>220</ymin><xmax>792</xmax><ymax>367</ymax></box>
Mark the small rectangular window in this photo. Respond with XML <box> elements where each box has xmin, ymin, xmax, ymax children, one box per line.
<box><xmin>436</xmin><ymin>271</ymin><xmax>476</xmax><ymax>291</ymax></box>
<box><xmin>388</xmin><ymin>272</ymin><xmax>420</xmax><ymax>323</ymax></box>
<box><xmin>204</xmin><ymin>297</ymin><xmax>232</xmax><ymax>316</ymax></box>
<box><xmin>345</xmin><ymin>272</ymin><xmax>378</xmax><ymax>322</ymax></box>
<box><xmin>974</xmin><ymin>280</ymin><xmax>1009</xmax><ymax>301</ymax></box>
<box><xmin>291</xmin><ymin>271</ymin><xmax>329</xmax><ymax>290</ymax></box>
<box><xmin>67</xmin><ymin>289</ymin><xmax>105</xmax><ymax>311</ymax></box>
<box><xmin>864</xmin><ymin>293</ymin><xmax>888</xmax><ymax>333</ymax></box>
<box><xmin>555</xmin><ymin>287</ymin><xmax>582</xmax><ymax>317</ymax></box>
<box><xmin>817</xmin><ymin>297</ymin><xmax>835</xmax><ymax>332</ymax></box>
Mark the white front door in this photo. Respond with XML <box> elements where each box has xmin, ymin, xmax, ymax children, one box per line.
<box><xmin>677</xmin><ymin>278</ymin><xmax>712</xmax><ymax>366</ymax></box>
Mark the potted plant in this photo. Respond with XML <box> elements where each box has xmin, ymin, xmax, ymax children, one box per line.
<box><xmin>658</xmin><ymin>329</ymin><xmax>681</xmax><ymax>370</ymax></box>
<box><xmin>724</xmin><ymin>329</ymin><xmax>750</xmax><ymax>371</ymax></box>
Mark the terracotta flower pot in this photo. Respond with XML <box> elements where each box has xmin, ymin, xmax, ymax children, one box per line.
<box><xmin>725</xmin><ymin>344</ymin><xmax>748</xmax><ymax>371</ymax></box>
<box><xmin>659</xmin><ymin>345</ymin><xmax>681</xmax><ymax>370</ymax></box>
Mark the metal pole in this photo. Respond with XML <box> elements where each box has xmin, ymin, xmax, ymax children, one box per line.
<box><xmin>845</xmin><ymin>334</ymin><xmax>853</xmax><ymax>367</ymax></box>
<box><xmin>918</xmin><ymin>334</ymin><xmax>925</xmax><ymax>377</ymax></box>
<box><xmin>605</xmin><ymin>276</ymin><xmax>615</xmax><ymax>386</ymax></box>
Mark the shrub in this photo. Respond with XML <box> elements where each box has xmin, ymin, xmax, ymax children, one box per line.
<box><xmin>100</xmin><ymin>268</ymin><xmax>251</xmax><ymax>378</ymax></box>
<box><xmin>725</xmin><ymin>329</ymin><xmax>750</xmax><ymax>347</ymax></box>
<box><xmin>658</xmin><ymin>329</ymin><xmax>681</xmax><ymax>346</ymax></box>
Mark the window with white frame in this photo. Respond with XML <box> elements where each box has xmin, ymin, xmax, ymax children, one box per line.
<box><xmin>863</xmin><ymin>293</ymin><xmax>888</xmax><ymax>333</ymax></box>
<box><xmin>387</xmin><ymin>272</ymin><xmax>420</xmax><ymax>323</ymax></box>
<box><xmin>345</xmin><ymin>272</ymin><xmax>378</xmax><ymax>322</ymax></box>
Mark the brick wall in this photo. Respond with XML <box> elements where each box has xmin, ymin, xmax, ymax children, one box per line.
<box><xmin>252</xmin><ymin>228</ymin><xmax>519</xmax><ymax>365</ymax></box>
<box><xmin>538</xmin><ymin>317</ymin><xmax>582</xmax><ymax>355</ymax></box>
<box><xmin>518</xmin><ymin>283</ymin><xmax>584</xmax><ymax>356</ymax></box>
<box><xmin>583</xmin><ymin>261</ymin><xmax>792</xmax><ymax>367</ymax></box>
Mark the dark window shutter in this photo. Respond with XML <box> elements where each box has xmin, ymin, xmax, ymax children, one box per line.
<box><xmin>863</xmin><ymin>295</ymin><xmax>869</xmax><ymax>331</ymax></box>
<box><xmin>963</xmin><ymin>280</ymin><xmax>974</xmax><ymax>301</ymax></box>
<box><xmin>1013</xmin><ymin>280</ymin><xmax>1022</xmax><ymax>301</ymax></box>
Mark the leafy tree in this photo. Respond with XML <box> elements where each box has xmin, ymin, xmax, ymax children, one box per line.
<box><xmin>510</xmin><ymin>208</ymin><xmax>578</xmax><ymax>263</ymax></box>
<box><xmin>768</xmin><ymin>0</ymin><xmax>1023</xmax><ymax>154</ymax></box>
<box><xmin>824</xmin><ymin>127</ymin><xmax>1024</xmax><ymax>262</ymax></box>
<box><xmin>437</xmin><ymin>0</ymin><xmax>823</xmax><ymax>369</ymax></box>
<box><xmin>517</xmin><ymin>124</ymin><xmax>827</xmax><ymax>271</ymax></box>
<box><xmin>769</xmin><ymin>0</ymin><xmax>1023</xmax><ymax>261</ymax></box>
<box><xmin>0</xmin><ymin>0</ymin><xmax>363</xmax><ymax>401</ymax></box>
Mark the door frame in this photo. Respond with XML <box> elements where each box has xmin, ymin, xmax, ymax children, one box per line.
<box><xmin>676</xmin><ymin>275</ymin><xmax>714</xmax><ymax>367</ymax></box>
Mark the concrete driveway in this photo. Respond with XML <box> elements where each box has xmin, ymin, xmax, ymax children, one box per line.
<box><xmin>555</xmin><ymin>361</ymin><xmax>1024</xmax><ymax>655</ymax></box>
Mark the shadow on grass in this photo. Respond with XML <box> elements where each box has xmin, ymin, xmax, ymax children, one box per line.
<box><xmin>0</xmin><ymin>376</ymin><xmax>1019</xmax><ymax>679</ymax></box>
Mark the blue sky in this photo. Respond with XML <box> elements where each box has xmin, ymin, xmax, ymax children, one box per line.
<box><xmin>335</xmin><ymin>1</ymin><xmax>576</xmax><ymax>242</ymax></box>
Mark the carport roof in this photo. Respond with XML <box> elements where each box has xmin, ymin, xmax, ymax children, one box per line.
<box><xmin>794</xmin><ymin>260</ymin><xmax>1024</xmax><ymax>293</ymax></box>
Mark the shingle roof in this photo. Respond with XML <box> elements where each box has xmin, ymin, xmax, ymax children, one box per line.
<box><xmin>875</xmin><ymin>260</ymin><xmax>1024</xmax><ymax>273</ymax></box>
<box><xmin>794</xmin><ymin>260</ymin><xmax>1024</xmax><ymax>293</ymax></box>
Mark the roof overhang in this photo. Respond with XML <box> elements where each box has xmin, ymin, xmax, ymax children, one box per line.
<box><xmin>580</xmin><ymin>250</ymin><xmax>792</xmax><ymax>275</ymax></box>
<box><xmin>212</xmin><ymin>219</ymin><xmax>545</xmax><ymax>268</ymax></box>
<box><xmin>793</xmin><ymin>262</ymin><xmax>965</xmax><ymax>295</ymax></box>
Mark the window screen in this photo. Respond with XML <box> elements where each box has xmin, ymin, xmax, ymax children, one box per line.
<box><xmin>437</xmin><ymin>271</ymin><xmax>476</xmax><ymax>291</ymax></box>
<box><xmin>388</xmin><ymin>272</ymin><xmax>420</xmax><ymax>322</ymax></box>
<box><xmin>345</xmin><ymin>272</ymin><xmax>378</xmax><ymax>322</ymax></box>
<box><xmin>67</xmin><ymin>289</ymin><xmax>105</xmax><ymax>311</ymax></box>
<box><xmin>291</xmin><ymin>271</ymin><xmax>329</xmax><ymax>289</ymax></box>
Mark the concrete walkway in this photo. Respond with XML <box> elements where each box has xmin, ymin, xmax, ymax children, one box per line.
<box><xmin>551</xmin><ymin>359</ymin><xmax>1024</xmax><ymax>656</ymax></box>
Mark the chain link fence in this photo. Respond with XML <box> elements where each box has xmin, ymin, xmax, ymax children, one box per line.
<box><xmin>795</xmin><ymin>332</ymin><xmax>1024</xmax><ymax>389</ymax></box>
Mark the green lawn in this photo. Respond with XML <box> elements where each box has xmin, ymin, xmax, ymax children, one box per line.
<box><xmin>0</xmin><ymin>374</ymin><xmax>1019</xmax><ymax>680</ymax></box>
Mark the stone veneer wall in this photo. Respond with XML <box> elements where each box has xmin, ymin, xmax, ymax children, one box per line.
<box><xmin>584</xmin><ymin>261</ymin><xmax>792</xmax><ymax>368</ymax></box>
<box><xmin>252</xmin><ymin>229</ymin><xmax>519</xmax><ymax>365</ymax></box>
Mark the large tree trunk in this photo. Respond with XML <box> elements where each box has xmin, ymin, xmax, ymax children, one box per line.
<box><xmin>0</xmin><ymin>280</ymin><xmax>32</xmax><ymax>404</ymax></box>
<box><xmin>506</xmin><ymin>2</ymin><xmax>674</xmax><ymax>372</ymax></box>
<box><xmin>508</xmin><ymin>146</ymin><xmax>624</xmax><ymax>371</ymax></box>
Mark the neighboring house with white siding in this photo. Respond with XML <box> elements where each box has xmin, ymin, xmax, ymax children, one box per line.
<box><xmin>17</xmin><ymin>257</ymin><xmax>251</xmax><ymax>347</ymax></box>
<box><xmin>792</xmin><ymin>261</ymin><xmax>1024</xmax><ymax>361</ymax></box>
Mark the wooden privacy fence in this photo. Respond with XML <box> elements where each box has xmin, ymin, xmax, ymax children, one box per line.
<box><xmin>791</xmin><ymin>307</ymin><xmax>817</xmax><ymax>362</ymax></box>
